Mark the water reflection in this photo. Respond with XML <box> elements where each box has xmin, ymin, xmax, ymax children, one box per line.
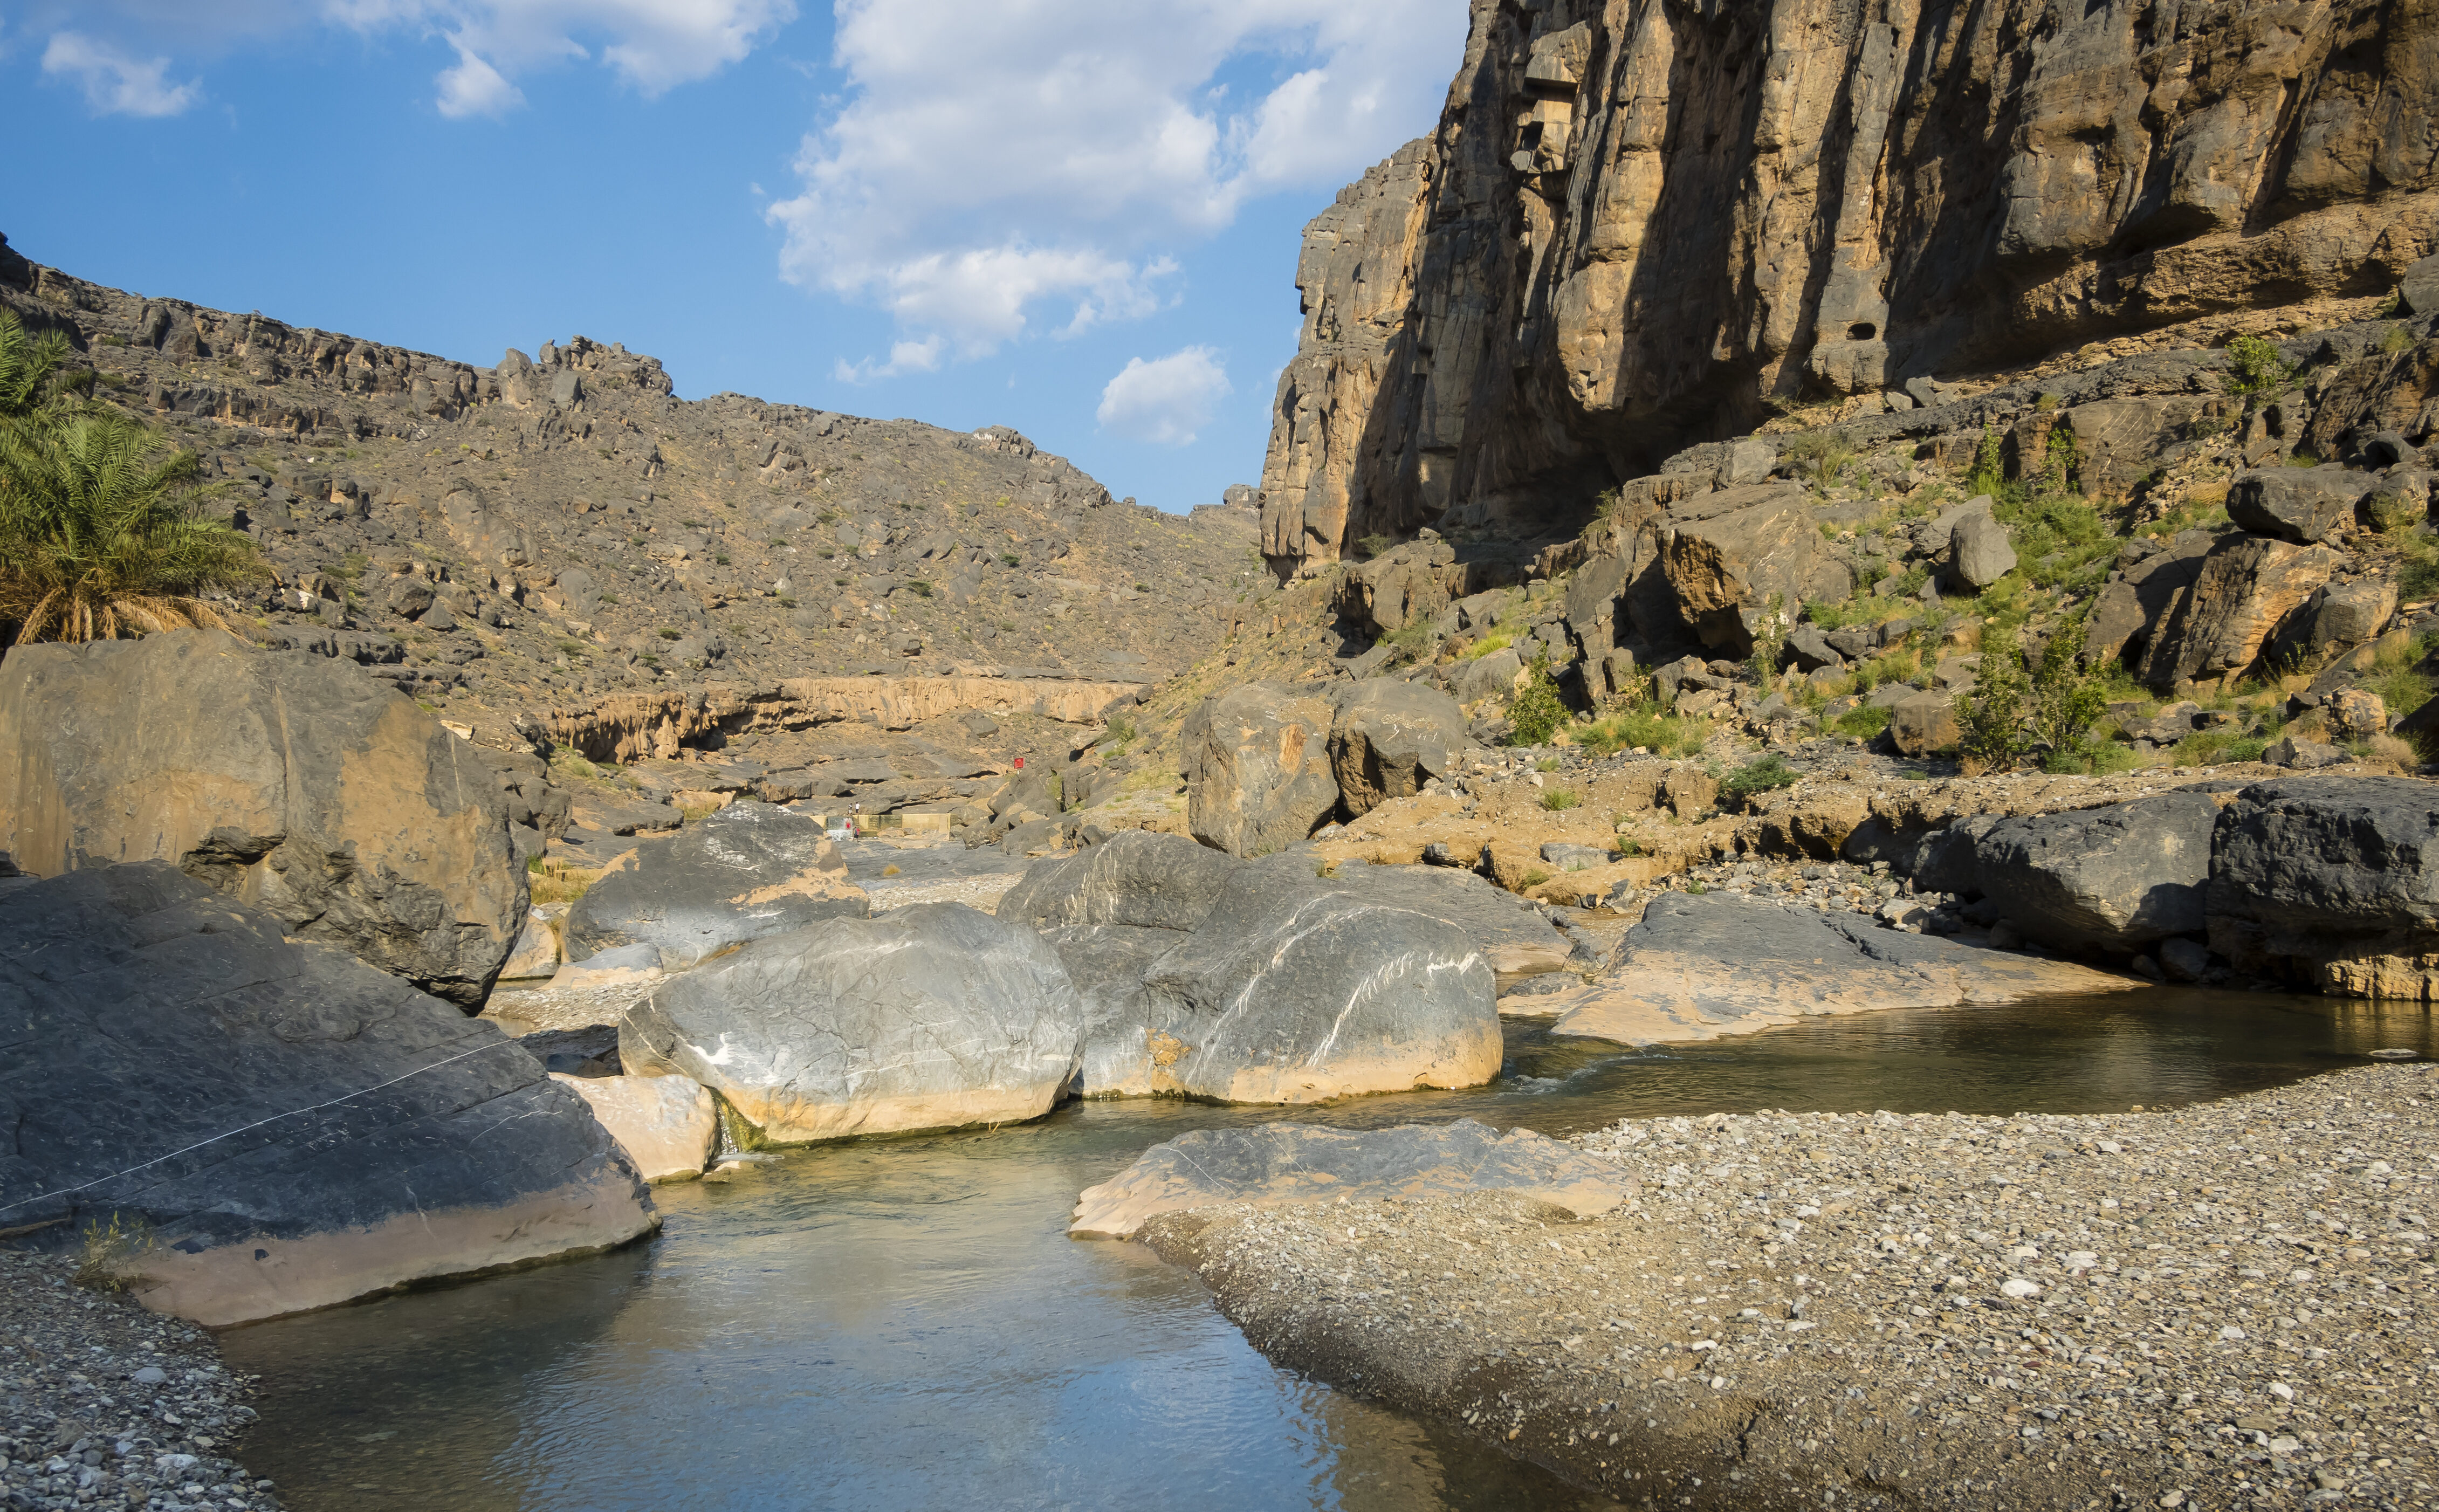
<box><xmin>224</xmin><ymin>989</ymin><xmax>2433</xmax><ymax>1511</ymax></box>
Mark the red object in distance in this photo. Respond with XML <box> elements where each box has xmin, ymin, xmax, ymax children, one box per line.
<box><xmin>1013</xmin><ymin>757</ymin><xmax>1025</xmax><ymax>768</ymax></box>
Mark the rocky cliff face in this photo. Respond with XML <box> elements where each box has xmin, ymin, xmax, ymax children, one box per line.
<box><xmin>1261</xmin><ymin>0</ymin><xmax>2439</xmax><ymax>573</ymax></box>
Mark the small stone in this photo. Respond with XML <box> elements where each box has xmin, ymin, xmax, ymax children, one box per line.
<box><xmin>131</xmin><ymin>1366</ymin><xmax>167</xmax><ymax>1386</ymax></box>
<box><xmin>2000</xmin><ymin>1277</ymin><xmax>2040</xmax><ymax>1298</ymax></box>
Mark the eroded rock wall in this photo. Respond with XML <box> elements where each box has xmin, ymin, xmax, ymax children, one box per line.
<box><xmin>1261</xmin><ymin>0</ymin><xmax>2439</xmax><ymax>573</ymax></box>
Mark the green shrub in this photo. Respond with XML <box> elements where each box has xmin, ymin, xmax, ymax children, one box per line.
<box><xmin>1833</xmin><ymin>704</ymin><xmax>1893</xmax><ymax>739</ymax></box>
<box><xmin>906</xmin><ymin>579</ymin><xmax>933</xmax><ymax>597</ymax></box>
<box><xmin>1959</xmin><ymin>624</ymin><xmax>2029</xmax><ymax>769</ymax></box>
<box><xmin>1459</xmin><ymin>631</ymin><xmax>1513</xmax><ymax>661</ymax></box>
<box><xmin>2028</xmin><ymin>618</ymin><xmax>2108</xmax><ymax>753</ymax></box>
<box><xmin>1506</xmin><ymin>662</ymin><xmax>1568</xmax><ymax>746</ymax></box>
<box><xmin>1723</xmin><ymin>755</ymin><xmax>1801</xmax><ymax>797</ymax></box>
<box><xmin>2224</xmin><ymin>335</ymin><xmax>2295</xmax><ymax>396</ymax></box>
<box><xmin>659</xmin><ymin>627</ymin><xmax>682</xmax><ymax>640</ymax></box>
<box><xmin>1575</xmin><ymin>700</ymin><xmax>1708</xmax><ymax>757</ymax></box>
<box><xmin>1539</xmin><ymin>788</ymin><xmax>1579</xmax><ymax>812</ymax></box>
<box><xmin>1356</xmin><ymin>532</ymin><xmax>1394</xmax><ymax>560</ymax></box>
<box><xmin>1785</xmin><ymin>430</ymin><xmax>1854</xmax><ymax>487</ymax></box>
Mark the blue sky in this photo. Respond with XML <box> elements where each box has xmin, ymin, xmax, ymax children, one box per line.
<box><xmin>0</xmin><ymin>1</ymin><xmax>1468</xmax><ymax>511</ymax></box>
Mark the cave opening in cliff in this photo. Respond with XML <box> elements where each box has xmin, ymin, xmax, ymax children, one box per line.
<box><xmin>1849</xmin><ymin>322</ymin><xmax>1878</xmax><ymax>341</ymax></box>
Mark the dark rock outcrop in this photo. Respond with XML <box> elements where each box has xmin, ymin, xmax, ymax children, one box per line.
<box><xmin>0</xmin><ymin>631</ymin><xmax>524</xmax><ymax>1007</ymax></box>
<box><xmin>618</xmin><ymin>902</ymin><xmax>1083</xmax><ymax>1142</ymax></box>
<box><xmin>2208</xmin><ymin>776</ymin><xmax>2439</xmax><ymax>999</ymax></box>
<box><xmin>1971</xmin><ymin>793</ymin><xmax>2219</xmax><ymax>951</ymax></box>
<box><xmin>564</xmin><ymin>801</ymin><xmax>867</xmax><ymax>968</ymax></box>
<box><xmin>0</xmin><ymin>865</ymin><xmax>655</xmax><ymax>1327</ymax></box>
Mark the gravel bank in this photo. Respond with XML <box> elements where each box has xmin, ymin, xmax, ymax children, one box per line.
<box><xmin>1</xmin><ymin>1253</ymin><xmax>278</xmax><ymax>1512</ymax></box>
<box><xmin>1144</xmin><ymin>1063</ymin><xmax>2439</xmax><ymax>1510</ymax></box>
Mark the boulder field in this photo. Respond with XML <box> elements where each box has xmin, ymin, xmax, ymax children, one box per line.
<box><xmin>0</xmin><ymin>865</ymin><xmax>655</xmax><ymax>1328</ymax></box>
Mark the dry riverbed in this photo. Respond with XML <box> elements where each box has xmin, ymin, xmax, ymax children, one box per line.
<box><xmin>1144</xmin><ymin>1063</ymin><xmax>2439</xmax><ymax>1511</ymax></box>
<box><xmin>1</xmin><ymin>1252</ymin><xmax>279</xmax><ymax>1512</ymax></box>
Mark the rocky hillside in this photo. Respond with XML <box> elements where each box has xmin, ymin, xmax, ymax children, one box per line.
<box><xmin>1258</xmin><ymin>0</ymin><xmax>2438</xmax><ymax>573</ymax></box>
<box><xmin>0</xmin><ymin>232</ymin><xmax>1274</xmax><ymax>753</ymax></box>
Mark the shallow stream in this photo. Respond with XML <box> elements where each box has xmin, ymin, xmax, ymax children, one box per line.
<box><xmin>223</xmin><ymin>990</ymin><xmax>2438</xmax><ymax>1511</ymax></box>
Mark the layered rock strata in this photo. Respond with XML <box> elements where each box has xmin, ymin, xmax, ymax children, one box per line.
<box><xmin>1260</xmin><ymin>0</ymin><xmax>2439</xmax><ymax>571</ymax></box>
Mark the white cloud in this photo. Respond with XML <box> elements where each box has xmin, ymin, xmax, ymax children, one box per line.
<box><xmin>42</xmin><ymin>31</ymin><xmax>202</xmax><ymax>116</ymax></box>
<box><xmin>768</xmin><ymin>0</ymin><xmax>1463</xmax><ymax>368</ymax></box>
<box><xmin>1097</xmin><ymin>347</ymin><xmax>1231</xmax><ymax>447</ymax></box>
<box><xmin>29</xmin><ymin>0</ymin><xmax>793</xmax><ymax>118</ymax></box>
<box><xmin>434</xmin><ymin>36</ymin><xmax>523</xmax><ymax>116</ymax></box>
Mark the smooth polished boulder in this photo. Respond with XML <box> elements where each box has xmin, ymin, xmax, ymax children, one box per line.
<box><xmin>566</xmin><ymin>801</ymin><xmax>868</xmax><ymax>968</ymax></box>
<box><xmin>619</xmin><ymin>902</ymin><xmax>1083</xmax><ymax>1142</ymax></box>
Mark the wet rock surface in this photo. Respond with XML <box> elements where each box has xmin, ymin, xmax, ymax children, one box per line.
<box><xmin>1145</xmin><ymin>1065</ymin><xmax>2439</xmax><ymax>1511</ymax></box>
<box><xmin>0</xmin><ymin>1253</ymin><xmax>281</xmax><ymax>1512</ymax></box>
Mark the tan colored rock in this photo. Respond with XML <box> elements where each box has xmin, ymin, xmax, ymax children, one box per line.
<box><xmin>2138</xmin><ymin>536</ymin><xmax>2342</xmax><ymax>689</ymax></box>
<box><xmin>550</xmin><ymin>676</ymin><xmax>1149</xmax><ymax>761</ymax></box>
<box><xmin>552</xmin><ymin>1073</ymin><xmax>719</xmax><ymax>1182</ymax></box>
<box><xmin>1888</xmin><ymin>691</ymin><xmax>1960</xmax><ymax>756</ymax></box>
<box><xmin>0</xmin><ymin>630</ymin><xmax>523</xmax><ymax>1006</ymax></box>
<box><xmin>1658</xmin><ymin>485</ymin><xmax>1853</xmax><ymax>653</ymax></box>
<box><xmin>1545</xmin><ymin>894</ymin><xmax>2139</xmax><ymax>1046</ymax></box>
<box><xmin>1069</xmin><ymin>1119</ymin><xmax>1633</xmax><ymax>1240</ymax></box>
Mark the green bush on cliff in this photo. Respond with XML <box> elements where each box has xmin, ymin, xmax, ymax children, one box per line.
<box><xmin>1504</xmin><ymin>661</ymin><xmax>1567</xmax><ymax>746</ymax></box>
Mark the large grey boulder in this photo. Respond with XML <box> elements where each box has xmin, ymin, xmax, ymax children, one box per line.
<box><xmin>995</xmin><ymin>828</ymin><xmax>1239</xmax><ymax>931</ymax></box>
<box><xmin>1015</xmin><ymin>848</ymin><xmax>1544</xmax><ymax>1099</ymax></box>
<box><xmin>565</xmin><ymin>801</ymin><xmax>868</xmax><ymax>968</ymax></box>
<box><xmin>1179</xmin><ymin>682</ymin><xmax>1340</xmax><ymax>856</ymax></box>
<box><xmin>619</xmin><ymin>903</ymin><xmax>1083</xmax><ymax>1142</ymax></box>
<box><xmin>1328</xmin><ymin>680</ymin><xmax>1472</xmax><ymax>817</ymax></box>
<box><xmin>0</xmin><ymin>630</ymin><xmax>524</xmax><ymax>1007</ymax></box>
<box><xmin>2225</xmin><ymin>466</ymin><xmax>2379</xmax><ymax>544</ymax></box>
<box><xmin>1040</xmin><ymin>922</ymin><xmax>1200</xmax><ymax>1098</ymax></box>
<box><xmin>1948</xmin><ymin>511</ymin><xmax>2018</xmax><ymax>590</ymax></box>
<box><xmin>1321</xmin><ymin>859</ymin><xmax>1572</xmax><ymax>985</ymax></box>
<box><xmin>1069</xmin><ymin>1119</ymin><xmax>1634</xmax><ymax>1239</ymax></box>
<box><xmin>1887</xmin><ymin>690</ymin><xmax>1959</xmax><ymax>755</ymax></box>
<box><xmin>1543</xmin><ymin>892</ymin><xmax>2136</xmax><ymax>1045</ymax></box>
<box><xmin>0</xmin><ymin>865</ymin><xmax>655</xmax><ymax>1328</ymax></box>
<box><xmin>1130</xmin><ymin>862</ymin><xmax>1501</xmax><ymax>1102</ymax></box>
<box><xmin>2207</xmin><ymin>777</ymin><xmax>2439</xmax><ymax>998</ymax></box>
<box><xmin>1971</xmin><ymin>792</ymin><xmax>2219</xmax><ymax>951</ymax></box>
<box><xmin>2085</xmin><ymin>532</ymin><xmax>2214</xmax><ymax>665</ymax></box>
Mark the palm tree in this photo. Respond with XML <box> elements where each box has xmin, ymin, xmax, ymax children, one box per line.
<box><xmin>0</xmin><ymin>307</ymin><xmax>86</xmax><ymax>419</ymax></box>
<box><xmin>0</xmin><ymin>311</ymin><xmax>265</xmax><ymax>642</ymax></box>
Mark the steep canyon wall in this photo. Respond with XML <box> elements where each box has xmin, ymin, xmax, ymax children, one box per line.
<box><xmin>1261</xmin><ymin>0</ymin><xmax>2439</xmax><ymax>573</ymax></box>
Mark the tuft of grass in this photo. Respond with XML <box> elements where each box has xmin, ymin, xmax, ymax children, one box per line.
<box><xmin>1539</xmin><ymin>787</ymin><xmax>1579</xmax><ymax>811</ymax></box>
<box><xmin>74</xmin><ymin>1212</ymin><xmax>153</xmax><ymax>1292</ymax></box>
<box><xmin>1833</xmin><ymin>704</ymin><xmax>1893</xmax><ymax>739</ymax></box>
<box><xmin>1459</xmin><ymin>631</ymin><xmax>1514</xmax><ymax>661</ymax></box>
<box><xmin>1521</xmin><ymin>869</ymin><xmax>1552</xmax><ymax>888</ymax></box>
<box><xmin>1723</xmin><ymin>755</ymin><xmax>1802</xmax><ymax>796</ymax></box>
<box><xmin>1575</xmin><ymin>700</ymin><xmax>1710</xmax><ymax>758</ymax></box>
<box><xmin>1356</xmin><ymin>532</ymin><xmax>1395</xmax><ymax>560</ymax></box>
<box><xmin>906</xmin><ymin>579</ymin><xmax>934</xmax><ymax>597</ymax></box>
<box><xmin>1784</xmin><ymin>430</ymin><xmax>1855</xmax><ymax>488</ymax></box>
<box><xmin>526</xmin><ymin>856</ymin><xmax>598</xmax><ymax>905</ymax></box>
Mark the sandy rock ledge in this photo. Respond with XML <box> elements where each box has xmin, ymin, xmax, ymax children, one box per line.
<box><xmin>1143</xmin><ymin>1065</ymin><xmax>2439</xmax><ymax>1511</ymax></box>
